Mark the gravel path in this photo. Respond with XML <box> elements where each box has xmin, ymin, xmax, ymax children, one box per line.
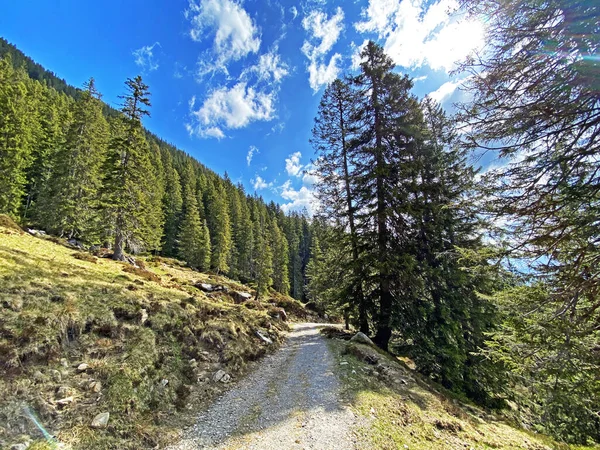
<box><xmin>168</xmin><ymin>323</ymin><xmax>358</xmax><ymax>450</ymax></box>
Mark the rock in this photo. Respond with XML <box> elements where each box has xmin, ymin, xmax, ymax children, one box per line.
<box><xmin>278</xmin><ymin>308</ymin><xmax>288</xmax><ymax>322</ymax></box>
<box><xmin>91</xmin><ymin>412</ymin><xmax>110</xmax><ymax>429</ymax></box>
<box><xmin>89</xmin><ymin>381</ymin><xmax>102</xmax><ymax>393</ymax></box>
<box><xmin>139</xmin><ymin>308</ymin><xmax>148</xmax><ymax>325</ymax></box>
<box><xmin>60</xmin><ymin>358</ymin><xmax>69</xmax><ymax>368</ymax></box>
<box><xmin>213</xmin><ymin>369</ymin><xmax>231</xmax><ymax>383</ymax></box>
<box><xmin>56</xmin><ymin>386</ymin><xmax>70</xmax><ymax>397</ymax></box>
<box><xmin>255</xmin><ymin>330</ymin><xmax>273</xmax><ymax>345</ymax></box>
<box><xmin>196</xmin><ymin>283</ymin><xmax>215</xmax><ymax>292</ymax></box>
<box><xmin>220</xmin><ymin>373</ymin><xmax>231</xmax><ymax>383</ymax></box>
<box><xmin>160</xmin><ymin>379</ymin><xmax>169</xmax><ymax>387</ymax></box>
<box><xmin>232</xmin><ymin>291</ymin><xmax>253</xmax><ymax>304</ymax></box>
<box><xmin>324</xmin><ymin>313</ymin><xmax>329</xmax><ymax>320</ymax></box>
<box><xmin>10</xmin><ymin>444</ymin><xmax>29</xmax><ymax>450</ymax></box>
<box><xmin>350</xmin><ymin>332</ymin><xmax>375</xmax><ymax>346</ymax></box>
<box><xmin>33</xmin><ymin>370</ymin><xmax>44</xmax><ymax>382</ymax></box>
<box><xmin>67</xmin><ymin>238</ymin><xmax>84</xmax><ymax>249</ymax></box>
<box><xmin>77</xmin><ymin>363</ymin><xmax>90</xmax><ymax>373</ymax></box>
<box><xmin>27</xmin><ymin>228</ymin><xmax>46</xmax><ymax>236</ymax></box>
<box><xmin>56</xmin><ymin>396</ymin><xmax>74</xmax><ymax>405</ymax></box>
<box><xmin>189</xmin><ymin>359</ymin><xmax>198</xmax><ymax>369</ymax></box>
<box><xmin>50</xmin><ymin>369</ymin><xmax>62</xmax><ymax>382</ymax></box>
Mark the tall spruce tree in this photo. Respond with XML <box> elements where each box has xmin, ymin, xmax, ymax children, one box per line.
<box><xmin>160</xmin><ymin>148</ymin><xmax>183</xmax><ymax>257</ymax></box>
<box><xmin>101</xmin><ymin>76</ymin><xmax>163</xmax><ymax>260</ymax></box>
<box><xmin>178</xmin><ymin>161</ymin><xmax>210</xmax><ymax>270</ymax></box>
<box><xmin>205</xmin><ymin>179</ymin><xmax>232</xmax><ymax>273</ymax></box>
<box><xmin>271</xmin><ymin>218</ymin><xmax>290</xmax><ymax>295</ymax></box>
<box><xmin>458</xmin><ymin>0</ymin><xmax>600</xmax><ymax>440</ymax></box>
<box><xmin>352</xmin><ymin>41</ymin><xmax>421</xmax><ymax>350</ymax></box>
<box><xmin>0</xmin><ymin>55</ymin><xmax>34</xmax><ymax>219</ymax></box>
<box><xmin>23</xmin><ymin>85</ymin><xmax>71</xmax><ymax>222</ymax></box>
<box><xmin>312</xmin><ymin>78</ymin><xmax>370</xmax><ymax>333</ymax></box>
<box><xmin>38</xmin><ymin>78</ymin><xmax>108</xmax><ymax>238</ymax></box>
<box><xmin>252</xmin><ymin>204</ymin><xmax>273</xmax><ymax>299</ymax></box>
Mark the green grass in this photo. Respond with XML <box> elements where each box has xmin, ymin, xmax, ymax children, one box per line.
<box><xmin>0</xmin><ymin>217</ymin><xmax>297</xmax><ymax>449</ymax></box>
<box><xmin>326</xmin><ymin>337</ymin><xmax>600</xmax><ymax>450</ymax></box>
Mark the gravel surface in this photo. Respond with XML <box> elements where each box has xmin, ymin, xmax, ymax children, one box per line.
<box><xmin>167</xmin><ymin>323</ymin><xmax>358</xmax><ymax>449</ymax></box>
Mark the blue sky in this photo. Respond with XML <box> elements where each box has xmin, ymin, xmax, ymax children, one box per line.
<box><xmin>1</xmin><ymin>0</ymin><xmax>485</xmax><ymax>214</ymax></box>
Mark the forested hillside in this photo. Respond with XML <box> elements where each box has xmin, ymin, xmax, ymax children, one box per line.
<box><xmin>0</xmin><ymin>37</ymin><xmax>312</xmax><ymax>301</ymax></box>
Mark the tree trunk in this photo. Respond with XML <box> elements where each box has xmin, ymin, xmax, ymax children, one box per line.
<box><xmin>372</xmin><ymin>80</ymin><xmax>392</xmax><ymax>351</ymax></box>
<box><xmin>113</xmin><ymin>228</ymin><xmax>125</xmax><ymax>261</ymax></box>
<box><xmin>339</xmin><ymin>95</ymin><xmax>369</xmax><ymax>335</ymax></box>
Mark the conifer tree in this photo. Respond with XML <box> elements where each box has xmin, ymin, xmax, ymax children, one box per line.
<box><xmin>271</xmin><ymin>219</ymin><xmax>290</xmax><ymax>295</ymax></box>
<box><xmin>312</xmin><ymin>77</ymin><xmax>369</xmax><ymax>333</ymax></box>
<box><xmin>38</xmin><ymin>78</ymin><xmax>108</xmax><ymax>238</ymax></box>
<box><xmin>101</xmin><ymin>76</ymin><xmax>163</xmax><ymax>259</ymax></box>
<box><xmin>0</xmin><ymin>55</ymin><xmax>34</xmax><ymax>219</ymax></box>
<box><xmin>23</xmin><ymin>85</ymin><xmax>71</xmax><ymax>222</ymax></box>
<box><xmin>351</xmin><ymin>41</ymin><xmax>421</xmax><ymax>349</ymax></box>
<box><xmin>252</xmin><ymin>204</ymin><xmax>273</xmax><ymax>299</ymax></box>
<box><xmin>205</xmin><ymin>179</ymin><xmax>232</xmax><ymax>273</ymax></box>
<box><xmin>160</xmin><ymin>149</ymin><xmax>182</xmax><ymax>256</ymax></box>
<box><xmin>178</xmin><ymin>161</ymin><xmax>210</xmax><ymax>270</ymax></box>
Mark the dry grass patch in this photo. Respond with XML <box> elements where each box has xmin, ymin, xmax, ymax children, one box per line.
<box><xmin>325</xmin><ymin>338</ymin><xmax>597</xmax><ymax>450</ymax></box>
<box><xmin>0</xmin><ymin>225</ymin><xmax>297</xmax><ymax>450</ymax></box>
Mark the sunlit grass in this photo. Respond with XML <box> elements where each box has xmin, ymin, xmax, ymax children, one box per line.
<box><xmin>326</xmin><ymin>338</ymin><xmax>599</xmax><ymax>450</ymax></box>
<box><xmin>0</xmin><ymin>219</ymin><xmax>291</xmax><ymax>449</ymax></box>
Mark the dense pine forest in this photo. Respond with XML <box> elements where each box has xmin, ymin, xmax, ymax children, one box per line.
<box><xmin>1</xmin><ymin>0</ymin><xmax>599</xmax><ymax>444</ymax></box>
<box><xmin>0</xmin><ymin>37</ymin><xmax>311</xmax><ymax>302</ymax></box>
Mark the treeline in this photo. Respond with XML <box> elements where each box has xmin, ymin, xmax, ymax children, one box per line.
<box><xmin>306</xmin><ymin>42</ymin><xmax>496</xmax><ymax>402</ymax></box>
<box><xmin>0</xmin><ymin>47</ymin><xmax>312</xmax><ymax>300</ymax></box>
<box><xmin>305</xmin><ymin>9</ymin><xmax>599</xmax><ymax>444</ymax></box>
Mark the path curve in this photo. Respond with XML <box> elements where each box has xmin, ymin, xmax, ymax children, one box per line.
<box><xmin>168</xmin><ymin>323</ymin><xmax>357</xmax><ymax>450</ymax></box>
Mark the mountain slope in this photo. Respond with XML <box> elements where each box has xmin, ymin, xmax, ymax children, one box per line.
<box><xmin>0</xmin><ymin>216</ymin><xmax>310</xmax><ymax>450</ymax></box>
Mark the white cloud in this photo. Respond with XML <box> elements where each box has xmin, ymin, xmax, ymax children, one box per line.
<box><xmin>428</xmin><ymin>79</ymin><xmax>461</xmax><ymax>104</ymax></box>
<box><xmin>350</xmin><ymin>39</ymin><xmax>369</xmax><ymax>70</ymax></box>
<box><xmin>302</xmin><ymin>164</ymin><xmax>319</xmax><ymax>185</ymax></box>
<box><xmin>301</xmin><ymin>7</ymin><xmax>345</xmax><ymax>92</ymax></box>
<box><xmin>241</xmin><ymin>48</ymin><xmax>289</xmax><ymax>84</ymax></box>
<box><xmin>285</xmin><ymin>151</ymin><xmax>304</xmax><ymax>177</ymax></box>
<box><xmin>185</xmin><ymin>0</ymin><xmax>260</xmax><ymax>75</ymax></box>
<box><xmin>187</xmin><ymin>82</ymin><xmax>275</xmax><ymax>138</ymax></box>
<box><xmin>290</xmin><ymin>6</ymin><xmax>298</xmax><ymax>20</ymax></box>
<box><xmin>247</xmin><ymin>145</ymin><xmax>259</xmax><ymax>166</ymax></box>
<box><xmin>355</xmin><ymin>0</ymin><xmax>484</xmax><ymax>72</ymax></box>
<box><xmin>280</xmin><ymin>183</ymin><xmax>317</xmax><ymax>215</ymax></box>
<box><xmin>252</xmin><ymin>175</ymin><xmax>272</xmax><ymax>190</ymax></box>
<box><xmin>133</xmin><ymin>42</ymin><xmax>161</xmax><ymax>72</ymax></box>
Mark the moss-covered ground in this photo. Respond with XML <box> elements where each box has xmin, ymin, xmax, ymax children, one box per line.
<box><xmin>0</xmin><ymin>217</ymin><xmax>308</xmax><ymax>449</ymax></box>
<box><xmin>324</xmin><ymin>330</ymin><xmax>600</xmax><ymax>450</ymax></box>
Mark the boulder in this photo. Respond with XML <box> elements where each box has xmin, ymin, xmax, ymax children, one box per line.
<box><xmin>89</xmin><ymin>381</ymin><xmax>102</xmax><ymax>393</ymax></box>
<box><xmin>139</xmin><ymin>308</ymin><xmax>148</xmax><ymax>325</ymax></box>
<box><xmin>255</xmin><ymin>330</ymin><xmax>273</xmax><ymax>345</ymax></box>
<box><xmin>350</xmin><ymin>332</ymin><xmax>375</xmax><ymax>346</ymax></box>
<box><xmin>232</xmin><ymin>291</ymin><xmax>253</xmax><ymax>304</ymax></box>
<box><xmin>278</xmin><ymin>308</ymin><xmax>287</xmax><ymax>322</ymax></box>
<box><xmin>213</xmin><ymin>369</ymin><xmax>231</xmax><ymax>383</ymax></box>
<box><xmin>56</xmin><ymin>396</ymin><xmax>74</xmax><ymax>406</ymax></box>
<box><xmin>196</xmin><ymin>283</ymin><xmax>215</xmax><ymax>292</ymax></box>
<box><xmin>67</xmin><ymin>238</ymin><xmax>85</xmax><ymax>249</ymax></box>
<box><xmin>91</xmin><ymin>412</ymin><xmax>110</xmax><ymax>429</ymax></box>
<box><xmin>76</xmin><ymin>363</ymin><xmax>90</xmax><ymax>373</ymax></box>
<box><xmin>10</xmin><ymin>444</ymin><xmax>29</xmax><ymax>450</ymax></box>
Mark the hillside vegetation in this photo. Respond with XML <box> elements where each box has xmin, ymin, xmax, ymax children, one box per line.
<box><xmin>322</xmin><ymin>329</ymin><xmax>599</xmax><ymax>450</ymax></box>
<box><xmin>0</xmin><ymin>216</ymin><xmax>310</xmax><ymax>450</ymax></box>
